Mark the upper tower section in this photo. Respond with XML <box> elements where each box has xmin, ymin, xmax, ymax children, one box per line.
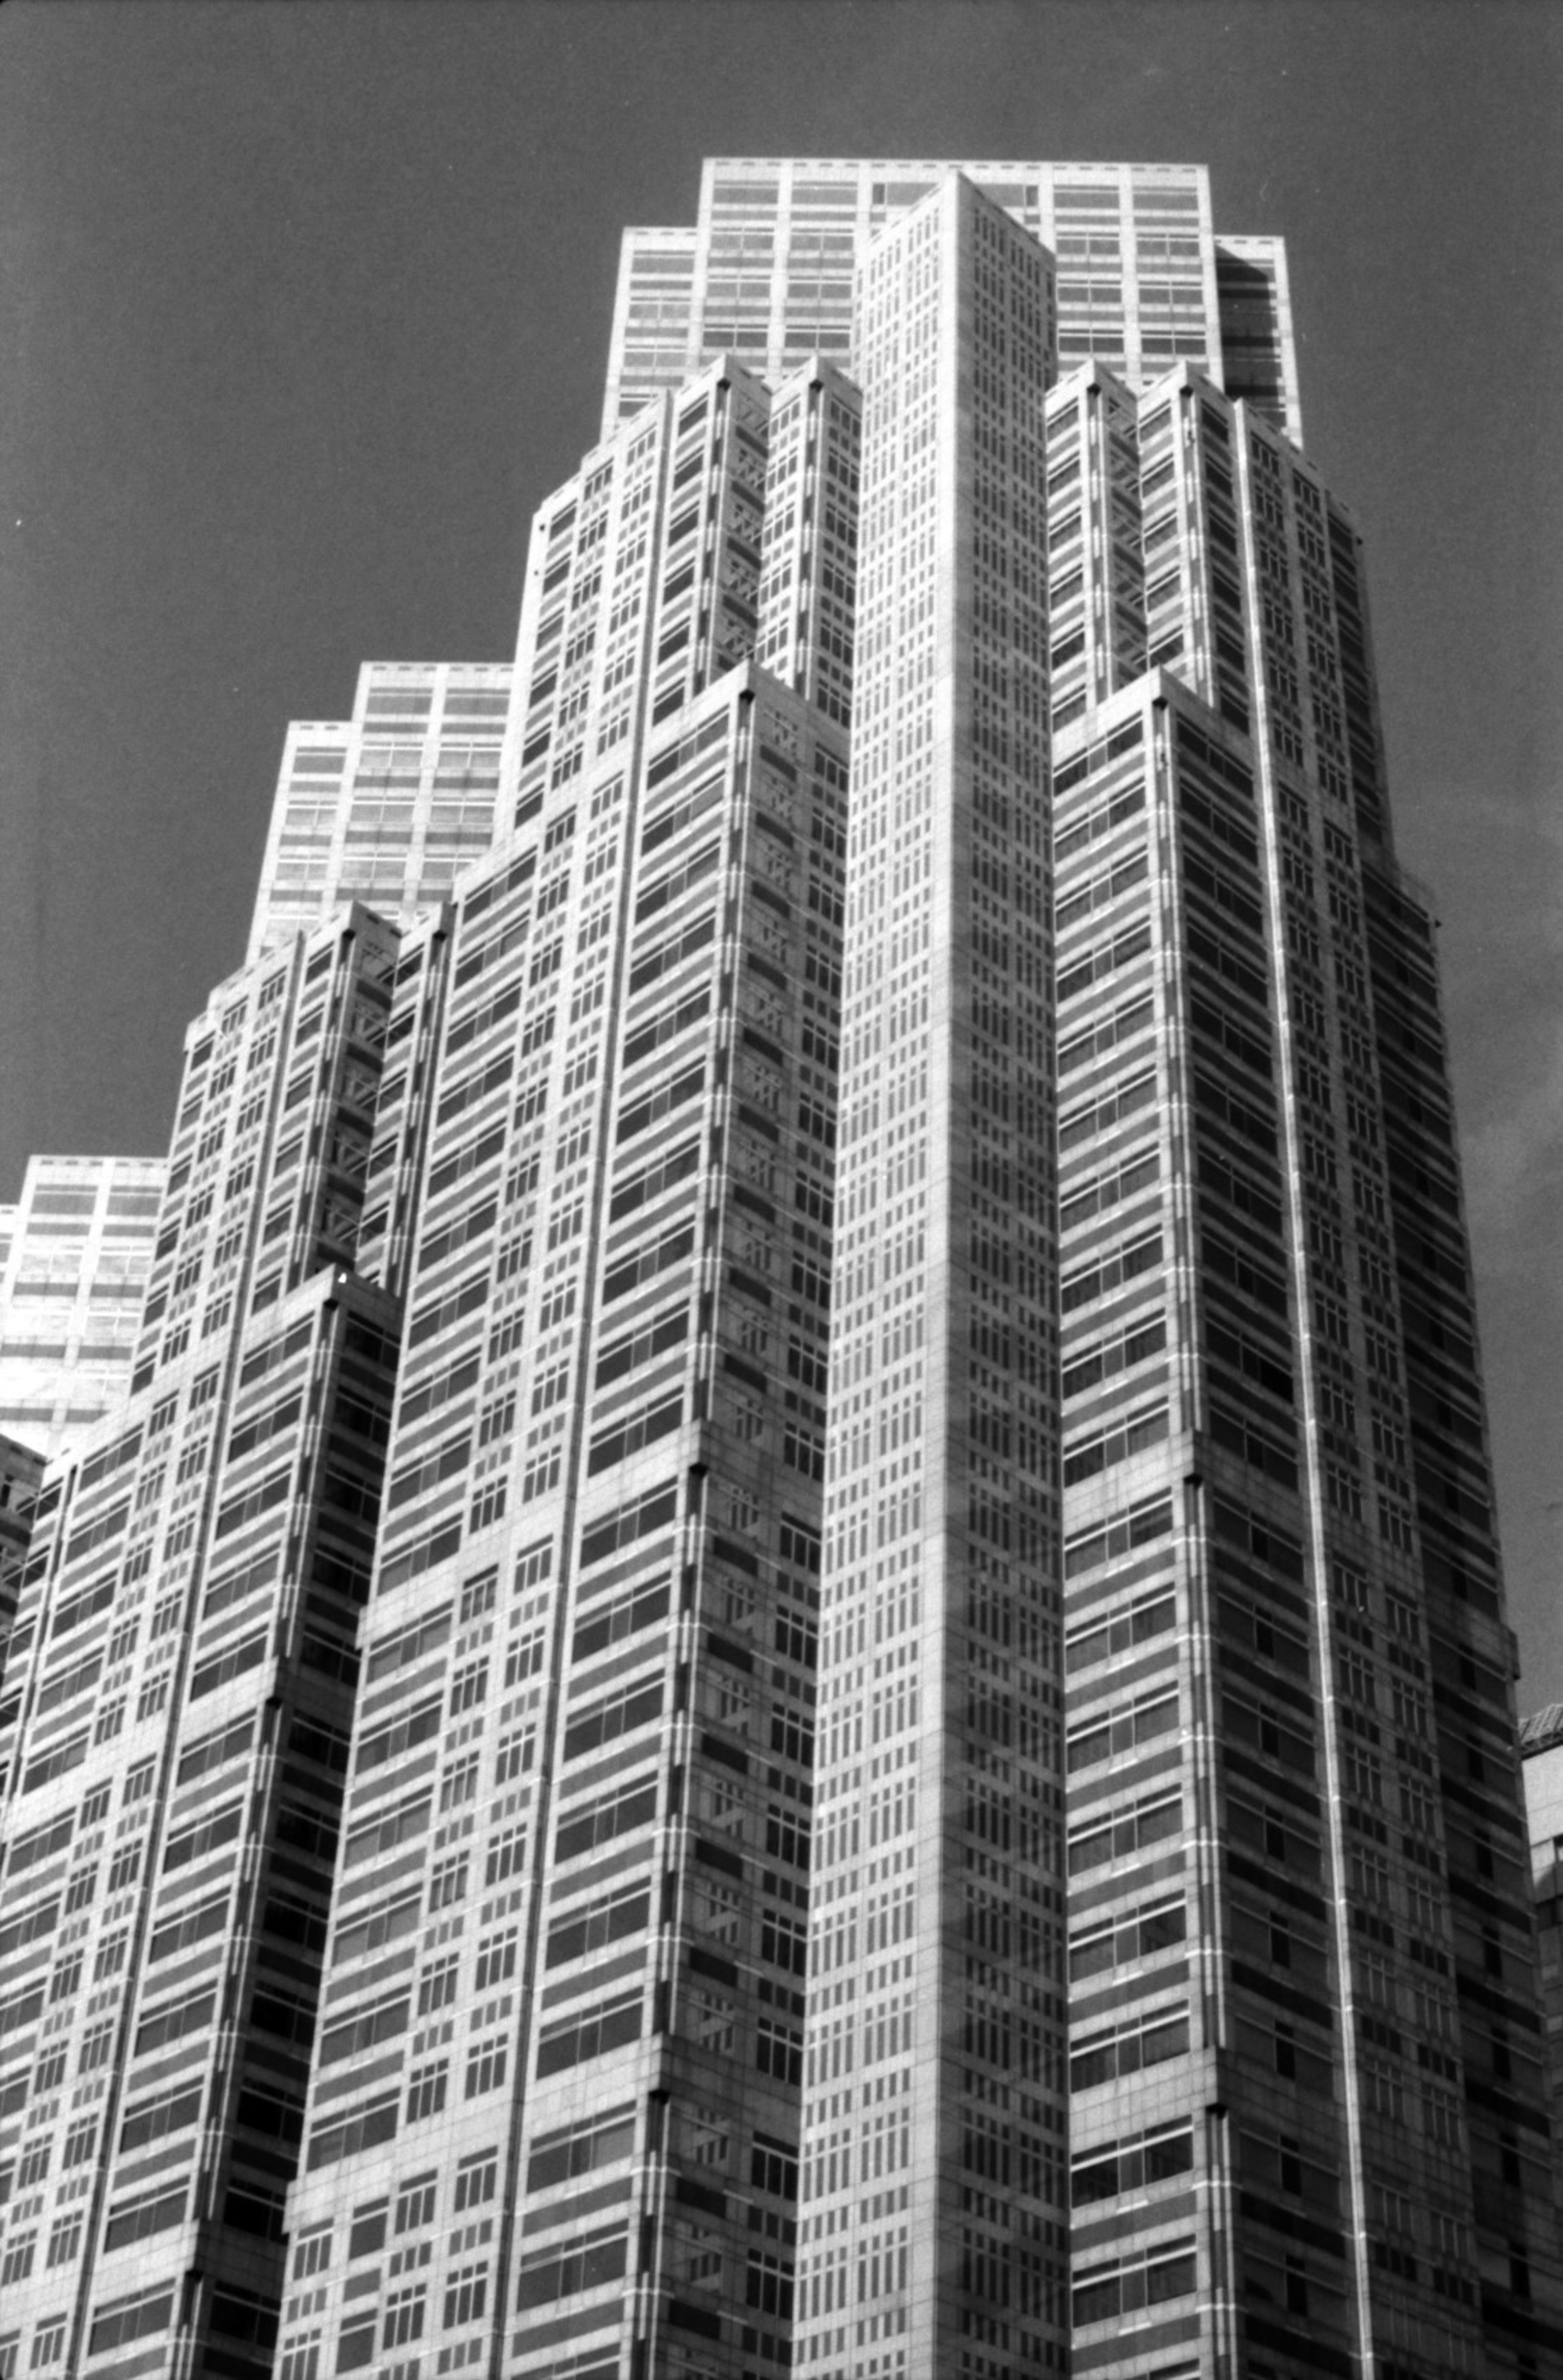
<box><xmin>248</xmin><ymin>661</ymin><xmax>514</xmax><ymax>961</ymax></box>
<box><xmin>603</xmin><ymin>157</ymin><xmax>1302</xmax><ymax>446</ymax></box>
<box><xmin>0</xmin><ymin>1156</ymin><xmax>167</xmax><ymax>1458</ymax></box>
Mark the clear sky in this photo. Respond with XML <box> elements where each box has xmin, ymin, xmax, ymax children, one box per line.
<box><xmin>3</xmin><ymin>0</ymin><xmax>1561</xmax><ymax>1693</ymax></box>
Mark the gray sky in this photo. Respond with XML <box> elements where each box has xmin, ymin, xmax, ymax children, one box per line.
<box><xmin>3</xmin><ymin>0</ymin><xmax>1561</xmax><ymax>1695</ymax></box>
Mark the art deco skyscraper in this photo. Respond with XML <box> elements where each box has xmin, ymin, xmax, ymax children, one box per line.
<box><xmin>272</xmin><ymin>349</ymin><xmax>857</xmax><ymax>2380</ymax></box>
<box><xmin>606</xmin><ymin>162</ymin><xmax>1561</xmax><ymax>2380</ymax></box>
<box><xmin>0</xmin><ymin>152</ymin><xmax>1556</xmax><ymax>2380</ymax></box>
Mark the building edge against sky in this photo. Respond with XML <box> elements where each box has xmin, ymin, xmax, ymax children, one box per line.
<box><xmin>0</xmin><ymin>1157</ymin><xmax>167</xmax><ymax>1462</ymax></box>
<box><xmin>276</xmin><ymin>351</ymin><xmax>855</xmax><ymax>2380</ymax></box>
<box><xmin>0</xmin><ymin>342</ymin><xmax>858</xmax><ymax>2380</ymax></box>
<box><xmin>602</xmin><ymin>157</ymin><xmax>1298</xmax><ymax>447</ymax></box>
<box><xmin>247</xmin><ymin>662</ymin><xmax>514</xmax><ymax>961</ymax></box>
<box><xmin>1522</xmin><ymin>1710</ymin><xmax>1563</xmax><ymax>2194</ymax></box>
<box><xmin>0</xmin><ymin>153</ymin><xmax>1558</xmax><ymax>2380</ymax></box>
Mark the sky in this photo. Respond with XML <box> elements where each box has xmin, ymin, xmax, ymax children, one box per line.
<box><xmin>3</xmin><ymin>0</ymin><xmax>1561</xmax><ymax>1692</ymax></box>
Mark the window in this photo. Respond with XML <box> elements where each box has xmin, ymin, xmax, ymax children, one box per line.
<box><xmin>412</xmin><ymin>1956</ymin><xmax>456</xmax><ymax>2020</ymax></box>
<box><xmin>453</xmin><ymin>2149</ymin><xmax>497</xmax><ymax>2212</ymax></box>
<box><xmin>0</xmin><ymin>2237</ymin><xmax>35</xmax><ymax>2288</ymax></box>
<box><xmin>443</xmin><ymin>2265</ymin><xmax>488</xmax><ymax>2328</ymax></box>
<box><xmin>475</xmin><ymin>1929</ymin><xmax>518</xmax><ymax>1991</ymax></box>
<box><xmin>95</xmin><ymin>1930</ymin><xmax>129</xmax><ymax>1980</ymax></box>
<box><xmin>80</xmin><ymin>2022</ymin><xmax>114</xmax><ymax>2073</ymax></box>
<box><xmin>746</xmin><ymin>2249</ymin><xmax>795</xmax><ymax>2320</ymax></box>
<box><xmin>1071</xmin><ymin>2120</ymin><xmax>1193</xmax><ymax>2207</ymax></box>
<box><xmin>293</xmin><ymin>2227</ymin><xmax>332</xmax><ymax>2280</ymax></box>
<box><xmin>348</xmin><ymin>2203</ymin><xmax>387</xmax><ymax>2259</ymax></box>
<box><xmin>1072</xmin><ymin>2238</ymin><xmax>1197</xmax><ymax>2327</ymax></box>
<box><xmin>514</xmin><ymin>2227</ymin><xmax>628</xmax><ymax>2310</ymax></box>
<box><xmin>29</xmin><ymin>2320</ymin><xmax>65</xmax><ymax>2368</ymax></box>
<box><xmin>335</xmin><ymin>2316</ymin><xmax>375</xmax><ymax>2373</ymax></box>
<box><xmin>85</xmin><ymin>2287</ymin><xmax>174</xmax><ymax>2355</ymax></box>
<box><xmin>381</xmin><ymin>2288</ymin><xmax>425</xmax><ymax>2349</ymax></box>
<box><xmin>459</xmin><ymin>1568</ymin><xmax>497</xmax><ymax>1622</ymax></box>
<box><xmin>119</xmin><ymin>2082</ymin><xmax>201</xmax><ymax>2155</ymax></box>
<box><xmin>484</xmin><ymin>1826</ymin><xmax>525</xmax><ymax>1886</ymax></box>
<box><xmin>465</xmin><ymin>2038</ymin><xmax>508</xmax><ymax>2098</ymax></box>
<box><xmin>449</xmin><ymin>1660</ymin><xmax>487</xmax><ymax>1716</ymax></box>
<box><xmin>101</xmin><ymin>2183</ymin><xmax>187</xmax><ymax>2251</ymax></box>
<box><xmin>428</xmin><ymin>1855</ymin><xmax>468</xmax><ymax>1911</ymax></box>
<box><xmin>756</xmin><ymin>2015</ymin><xmax>803</xmax><ymax>2084</ymax></box>
<box><xmin>545</xmin><ymin>1882</ymin><xmax>649</xmax><ymax>1971</ymax></box>
<box><xmin>304</xmin><ymin>2095</ymin><xmax>398</xmax><ymax>2174</ymax></box>
<box><xmin>495</xmin><ymin>1725</ymin><xmax>534</xmax><ymax>1783</ymax></box>
<box><xmin>406</xmin><ymin>2062</ymin><xmax>448</xmax><ymax>2124</ymax></box>
<box><xmin>471</xmin><ymin>1479</ymin><xmax>507</xmax><ymax>1530</ymax></box>
<box><xmin>395</xmin><ymin>2175</ymin><xmax>437</xmax><ymax>2235</ymax></box>
<box><xmin>136</xmin><ymin>1673</ymin><xmax>171</xmax><ymax>1722</ymax></box>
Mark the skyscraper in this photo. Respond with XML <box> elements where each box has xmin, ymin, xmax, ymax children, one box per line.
<box><xmin>276</xmin><ymin>347</ymin><xmax>853</xmax><ymax>2380</ymax></box>
<box><xmin>0</xmin><ymin>152</ymin><xmax>1556</xmax><ymax>2380</ymax></box>
<box><xmin>0</xmin><ymin>910</ymin><xmax>409</xmax><ymax>2380</ymax></box>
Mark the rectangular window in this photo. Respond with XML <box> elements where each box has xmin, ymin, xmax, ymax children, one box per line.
<box><xmin>453</xmin><ymin>2149</ymin><xmax>498</xmax><ymax>2212</ymax></box>
<box><xmin>464</xmin><ymin>2039</ymin><xmax>508</xmax><ymax>2099</ymax></box>
<box><xmin>405</xmin><ymin>2062</ymin><xmax>449</xmax><ymax>2124</ymax></box>
<box><xmin>535</xmin><ymin>1991</ymin><xmax>641</xmax><ymax>2077</ymax></box>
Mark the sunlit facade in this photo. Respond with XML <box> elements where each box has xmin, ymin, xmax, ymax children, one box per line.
<box><xmin>603</xmin><ymin>157</ymin><xmax>1297</xmax><ymax>446</ymax></box>
<box><xmin>249</xmin><ymin>662</ymin><xmax>515</xmax><ymax>961</ymax></box>
<box><xmin>0</xmin><ymin>1155</ymin><xmax>166</xmax><ymax>1458</ymax></box>
<box><xmin>0</xmin><ymin>153</ymin><xmax>1556</xmax><ymax>2380</ymax></box>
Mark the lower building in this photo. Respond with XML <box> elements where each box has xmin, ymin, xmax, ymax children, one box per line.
<box><xmin>0</xmin><ymin>1266</ymin><xmax>400</xmax><ymax>2380</ymax></box>
<box><xmin>0</xmin><ymin>903</ymin><xmax>414</xmax><ymax>2380</ymax></box>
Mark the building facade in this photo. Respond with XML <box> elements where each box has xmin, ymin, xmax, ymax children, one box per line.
<box><xmin>274</xmin><ymin>354</ymin><xmax>854</xmax><ymax>2380</ymax></box>
<box><xmin>248</xmin><ymin>662</ymin><xmax>515</xmax><ymax>961</ymax></box>
<box><xmin>795</xmin><ymin>176</ymin><xmax>1067</xmax><ymax>2379</ymax></box>
<box><xmin>0</xmin><ymin>152</ymin><xmax>1556</xmax><ymax>2380</ymax></box>
<box><xmin>0</xmin><ymin>909</ymin><xmax>407</xmax><ymax>2380</ymax></box>
<box><xmin>1520</xmin><ymin>1709</ymin><xmax>1563</xmax><ymax>2211</ymax></box>
<box><xmin>1038</xmin><ymin>322</ymin><xmax>1553</xmax><ymax>2380</ymax></box>
<box><xmin>0</xmin><ymin>1156</ymin><xmax>167</xmax><ymax>1458</ymax></box>
<box><xmin>602</xmin><ymin>157</ymin><xmax>1297</xmax><ymax>447</ymax></box>
<box><xmin>0</xmin><ymin>1435</ymin><xmax>43</xmax><ymax>1694</ymax></box>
